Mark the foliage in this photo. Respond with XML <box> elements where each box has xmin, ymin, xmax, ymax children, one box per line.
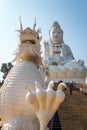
<box><xmin>0</xmin><ymin>62</ymin><xmax>13</xmax><ymax>80</ymax></box>
<box><xmin>52</xmin><ymin>62</ymin><xmax>58</xmax><ymax>66</ymax></box>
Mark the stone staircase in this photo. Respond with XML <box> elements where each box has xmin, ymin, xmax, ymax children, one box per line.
<box><xmin>52</xmin><ymin>111</ymin><xmax>62</xmax><ymax>130</ymax></box>
<box><xmin>58</xmin><ymin>90</ymin><xmax>87</xmax><ymax>130</ymax></box>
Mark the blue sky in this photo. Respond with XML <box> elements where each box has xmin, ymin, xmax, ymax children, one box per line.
<box><xmin>0</xmin><ymin>0</ymin><xmax>87</xmax><ymax>79</ymax></box>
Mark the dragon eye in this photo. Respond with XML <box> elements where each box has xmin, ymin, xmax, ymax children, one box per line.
<box><xmin>37</xmin><ymin>36</ymin><xmax>39</xmax><ymax>39</ymax></box>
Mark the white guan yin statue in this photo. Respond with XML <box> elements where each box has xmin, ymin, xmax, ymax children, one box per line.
<box><xmin>44</xmin><ymin>21</ymin><xmax>86</xmax><ymax>69</ymax></box>
<box><xmin>0</xmin><ymin>18</ymin><xmax>66</xmax><ymax>130</ymax></box>
<box><xmin>44</xmin><ymin>21</ymin><xmax>74</xmax><ymax>65</ymax></box>
<box><xmin>44</xmin><ymin>21</ymin><xmax>87</xmax><ymax>82</ymax></box>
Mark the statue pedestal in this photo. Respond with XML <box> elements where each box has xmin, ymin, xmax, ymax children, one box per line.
<box><xmin>49</xmin><ymin>66</ymin><xmax>87</xmax><ymax>83</ymax></box>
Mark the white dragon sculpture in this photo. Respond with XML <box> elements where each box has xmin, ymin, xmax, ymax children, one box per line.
<box><xmin>0</xmin><ymin>18</ymin><xmax>66</xmax><ymax>130</ymax></box>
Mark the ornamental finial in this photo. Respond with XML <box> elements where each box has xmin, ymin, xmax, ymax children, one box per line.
<box><xmin>19</xmin><ymin>16</ymin><xmax>23</xmax><ymax>31</ymax></box>
<box><xmin>33</xmin><ymin>17</ymin><xmax>36</xmax><ymax>31</ymax></box>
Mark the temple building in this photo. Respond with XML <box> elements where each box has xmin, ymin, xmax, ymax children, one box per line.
<box><xmin>43</xmin><ymin>21</ymin><xmax>87</xmax><ymax>83</ymax></box>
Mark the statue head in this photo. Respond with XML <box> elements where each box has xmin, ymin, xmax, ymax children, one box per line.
<box><xmin>13</xmin><ymin>17</ymin><xmax>42</xmax><ymax>67</ymax></box>
<box><xmin>49</xmin><ymin>21</ymin><xmax>63</xmax><ymax>44</ymax></box>
<box><xmin>16</xmin><ymin>17</ymin><xmax>41</xmax><ymax>44</ymax></box>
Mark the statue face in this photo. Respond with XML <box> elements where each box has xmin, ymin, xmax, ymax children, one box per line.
<box><xmin>50</xmin><ymin>27</ymin><xmax>63</xmax><ymax>43</ymax></box>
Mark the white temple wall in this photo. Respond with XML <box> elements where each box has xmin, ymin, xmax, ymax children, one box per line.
<box><xmin>49</xmin><ymin>70</ymin><xmax>86</xmax><ymax>83</ymax></box>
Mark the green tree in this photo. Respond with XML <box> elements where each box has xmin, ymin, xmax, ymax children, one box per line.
<box><xmin>0</xmin><ymin>62</ymin><xmax>13</xmax><ymax>80</ymax></box>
